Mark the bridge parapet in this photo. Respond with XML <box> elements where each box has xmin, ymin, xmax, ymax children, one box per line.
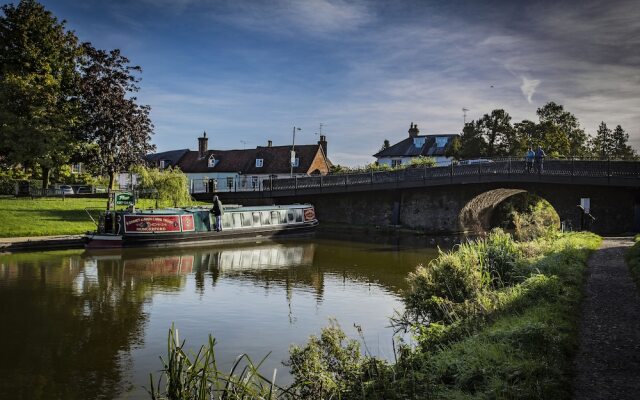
<box><xmin>257</xmin><ymin>159</ymin><xmax>640</xmax><ymax>196</ymax></box>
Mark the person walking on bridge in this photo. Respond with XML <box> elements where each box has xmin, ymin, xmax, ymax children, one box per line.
<box><xmin>534</xmin><ymin>146</ymin><xmax>546</xmax><ymax>174</ymax></box>
<box><xmin>526</xmin><ymin>147</ymin><xmax>535</xmax><ymax>173</ymax></box>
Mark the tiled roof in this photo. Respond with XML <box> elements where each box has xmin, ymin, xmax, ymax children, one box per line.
<box><xmin>145</xmin><ymin>149</ymin><xmax>189</xmax><ymax>167</ymax></box>
<box><xmin>373</xmin><ymin>135</ymin><xmax>458</xmax><ymax>158</ymax></box>
<box><xmin>175</xmin><ymin>144</ymin><xmax>329</xmax><ymax>175</ymax></box>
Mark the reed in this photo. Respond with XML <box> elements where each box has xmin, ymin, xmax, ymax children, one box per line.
<box><xmin>147</xmin><ymin>324</ymin><xmax>289</xmax><ymax>400</ymax></box>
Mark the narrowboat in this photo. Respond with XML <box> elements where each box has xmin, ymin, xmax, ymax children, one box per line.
<box><xmin>85</xmin><ymin>204</ymin><xmax>318</xmax><ymax>249</ymax></box>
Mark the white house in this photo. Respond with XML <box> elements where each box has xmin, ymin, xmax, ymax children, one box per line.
<box><xmin>373</xmin><ymin>123</ymin><xmax>457</xmax><ymax>167</ymax></box>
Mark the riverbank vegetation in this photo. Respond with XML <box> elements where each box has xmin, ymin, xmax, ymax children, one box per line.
<box><xmin>625</xmin><ymin>235</ymin><xmax>640</xmax><ymax>286</ymax></box>
<box><xmin>150</xmin><ymin>227</ymin><xmax>600</xmax><ymax>399</ymax></box>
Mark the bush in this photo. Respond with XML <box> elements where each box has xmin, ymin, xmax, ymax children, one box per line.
<box><xmin>512</xmin><ymin>200</ymin><xmax>560</xmax><ymax>241</ymax></box>
<box><xmin>134</xmin><ymin>166</ymin><xmax>192</xmax><ymax>208</ymax></box>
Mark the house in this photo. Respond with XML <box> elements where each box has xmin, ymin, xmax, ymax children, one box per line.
<box><xmin>145</xmin><ymin>132</ymin><xmax>332</xmax><ymax>193</ymax></box>
<box><xmin>373</xmin><ymin>123</ymin><xmax>457</xmax><ymax>167</ymax></box>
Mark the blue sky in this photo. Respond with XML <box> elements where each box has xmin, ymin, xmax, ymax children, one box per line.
<box><xmin>34</xmin><ymin>0</ymin><xmax>640</xmax><ymax>165</ymax></box>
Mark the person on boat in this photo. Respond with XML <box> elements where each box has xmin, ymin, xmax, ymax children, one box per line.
<box><xmin>211</xmin><ymin>195</ymin><xmax>223</xmax><ymax>231</ymax></box>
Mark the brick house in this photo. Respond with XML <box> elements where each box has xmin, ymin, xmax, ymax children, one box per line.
<box><xmin>145</xmin><ymin>132</ymin><xmax>332</xmax><ymax>193</ymax></box>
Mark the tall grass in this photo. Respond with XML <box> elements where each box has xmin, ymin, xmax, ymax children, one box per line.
<box><xmin>147</xmin><ymin>325</ymin><xmax>289</xmax><ymax>400</ymax></box>
<box><xmin>625</xmin><ymin>235</ymin><xmax>640</xmax><ymax>287</ymax></box>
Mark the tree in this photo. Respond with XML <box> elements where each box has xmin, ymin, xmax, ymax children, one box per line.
<box><xmin>611</xmin><ymin>125</ymin><xmax>636</xmax><ymax>159</ymax></box>
<box><xmin>134</xmin><ymin>166</ymin><xmax>191</xmax><ymax>208</ymax></box>
<box><xmin>477</xmin><ymin>109</ymin><xmax>514</xmax><ymax>157</ymax></box>
<box><xmin>0</xmin><ymin>0</ymin><xmax>82</xmax><ymax>189</ymax></box>
<box><xmin>78</xmin><ymin>43</ymin><xmax>154</xmax><ymax>208</ymax></box>
<box><xmin>451</xmin><ymin>121</ymin><xmax>488</xmax><ymax>159</ymax></box>
<box><xmin>590</xmin><ymin>122</ymin><xmax>614</xmax><ymax>159</ymax></box>
<box><xmin>536</xmin><ymin>102</ymin><xmax>588</xmax><ymax>156</ymax></box>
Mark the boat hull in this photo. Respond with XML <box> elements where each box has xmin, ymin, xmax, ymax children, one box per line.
<box><xmin>86</xmin><ymin>221</ymin><xmax>317</xmax><ymax>249</ymax></box>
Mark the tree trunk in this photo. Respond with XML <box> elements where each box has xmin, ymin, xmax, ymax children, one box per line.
<box><xmin>106</xmin><ymin>171</ymin><xmax>116</xmax><ymax>210</ymax></box>
<box><xmin>41</xmin><ymin>167</ymin><xmax>50</xmax><ymax>194</ymax></box>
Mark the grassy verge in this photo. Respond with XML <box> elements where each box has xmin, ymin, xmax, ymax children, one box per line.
<box><xmin>149</xmin><ymin>231</ymin><xmax>601</xmax><ymax>399</ymax></box>
<box><xmin>0</xmin><ymin>197</ymin><xmax>206</xmax><ymax>238</ymax></box>
<box><xmin>624</xmin><ymin>235</ymin><xmax>640</xmax><ymax>287</ymax></box>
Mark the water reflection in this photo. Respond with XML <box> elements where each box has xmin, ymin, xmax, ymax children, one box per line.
<box><xmin>0</xmin><ymin>239</ymin><xmax>437</xmax><ymax>400</ymax></box>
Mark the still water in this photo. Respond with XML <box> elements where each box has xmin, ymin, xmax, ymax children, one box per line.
<box><xmin>0</xmin><ymin>236</ymin><xmax>439</xmax><ymax>399</ymax></box>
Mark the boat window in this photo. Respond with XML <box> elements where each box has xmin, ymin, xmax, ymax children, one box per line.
<box><xmin>232</xmin><ymin>213</ymin><xmax>242</xmax><ymax>228</ymax></box>
<box><xmin>222</xmin><ymin>214</ymin><xmax>232</xmax><ymax>229</ymax></box>
<box><xmin>294</xmin><ymin>209</ymin><xmax>303</xmax><ymax>222</ymax></box>
<box><xmin>252</xmin><ymin>212</ymin><xmax>261</xmax><ymax>226</ymax></box>
<box><xmin>241</xmin><ymin>212</ymin><xmax>252</xmax><ymax>227</ymax></box>
<box><xmin>287</xmin><ymin>210</ymin><xmax>295</xmax><ymax>223</ymax></box>
<box><xmin>271</xmin><ymin>211</ymin><xmax>280</xmax><ymax>224</ymax></box>
<box><xmin>261</xmin><ymin>212</ymin><xmax>271</xmax><ymax>225</ymax></box>
<box><xmin>279</xmin><ymin>210</ymin><xmax>288</xmax><ymax>224</ymax></box>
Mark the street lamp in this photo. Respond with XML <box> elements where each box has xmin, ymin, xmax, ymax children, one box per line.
<box><xmin>291</xmin><ymin>126</ymin><xmax>301</xmax><ymax>177</ymax></box>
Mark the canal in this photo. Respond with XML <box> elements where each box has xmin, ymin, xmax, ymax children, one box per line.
<box><xmin>0</xmin><ymin>236</ymin><xmax>440</xmax><ymax>399</ymax></box>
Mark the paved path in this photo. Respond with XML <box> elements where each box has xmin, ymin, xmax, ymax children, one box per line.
<box><xmin>574</xmin><ymin>237</ymin><xmax>640</xmax><ymax>400</ymax></box>
<box><xmin>0</xmin><ymin>235</ymin><xmax>84</xmax><ymax>251</ymax></box>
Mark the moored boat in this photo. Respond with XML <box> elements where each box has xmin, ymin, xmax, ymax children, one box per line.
<box><xmin>85</xmin><ymin>204</ymin><xmax>318</xmax><ymax>249</ymax></box>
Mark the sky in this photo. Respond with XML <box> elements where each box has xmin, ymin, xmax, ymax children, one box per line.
<box><xmin>30</xmin><ymin>0</ymin><xmax>640</xmax><ymax>166</ymax></box>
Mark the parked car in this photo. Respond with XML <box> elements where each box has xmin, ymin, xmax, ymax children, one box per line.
<box><xmin>76</xmin><ymin>186</ymin><xmax>92</xmax><ymax>194</ymax></box>
<box><xmin>59</xmin><ymin>185</ymin><xmax>74</xmax><ymax>195</ymax></box>
<box><xmin>458</xmin><ymin>159</ymin><xmax>494</xmax><ymax>165</ymax></box>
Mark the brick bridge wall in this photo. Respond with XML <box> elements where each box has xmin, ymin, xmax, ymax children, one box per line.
<box><xmin>198</xmin><ymin>183</ymin><xmax>640</xmax><ymax>235</ymax></box>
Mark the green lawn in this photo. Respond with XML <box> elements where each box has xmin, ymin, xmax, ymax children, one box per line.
<box><xmin>0</xmin><ymin>197</ymin><xmax>205</xmax><ymax>238</ymax></box>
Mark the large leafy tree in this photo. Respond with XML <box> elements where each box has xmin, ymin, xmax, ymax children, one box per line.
<box><xmin>0</xmin><ymin>0</ymin><xmax>82</xmax><ymax>188</ymax></box>
<box><xmin>446</xmin><ymin>121</ymin><xmax>488</xmax><ymax>159</ymax></box>
<box><xmin>476</xmin><ymin>109</ymin><xmax>517</xmax><ymax>157</ymax></box>
<box><xmin>536</xmin><ymin>102</ymin><xmax>588</xmax><ymax>156</ymax></box>
<box><xmin>78</xmin><ymin>43</ymin><xmax>154</xmax><ymax>207</ymax></box>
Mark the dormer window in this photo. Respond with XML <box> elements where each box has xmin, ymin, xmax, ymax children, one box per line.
<box><xmin>256</xmin><ymin>158</ymin><xmax>264</xmax><ymax>167</ymax></box>
<box><xmin>413</xmin><ymin>137</ymin><xmax>426</xmax><ymax>148</ymax></box>
<box><xmin>435</xmin><ymin>137</ymin><xmax>448</xmax><ymax>148</ymax></box>
<box><xmin>208</xmin><ymin>155</ymin><xmax>216</xmax><ymax>168</ymax></box>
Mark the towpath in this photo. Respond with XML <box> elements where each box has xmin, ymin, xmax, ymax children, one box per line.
<box><xmin>0</xmin><ymin>235</ymin><xmax>84</xmax><ymax>252</ymax></box>
<box><xmin>573</xmin><ymin>237</ymin><xmax>640</xmax><ymax>399</ymax></box>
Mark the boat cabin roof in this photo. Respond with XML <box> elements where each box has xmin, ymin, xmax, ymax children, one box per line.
<box><xmin>120</xmin><ymin>204</ymin><xmax>313</xmax><ymax>215</ymax></box>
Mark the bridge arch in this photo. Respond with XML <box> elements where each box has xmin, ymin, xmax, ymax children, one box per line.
<box><xmin>458</xmin><ymin>188</ymin><xmax>559</xmax><ymax>233</ymax></box>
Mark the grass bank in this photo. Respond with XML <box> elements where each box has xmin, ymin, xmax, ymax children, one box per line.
<box><xmin>0</xmin><ymin>197</ymin><xmax>206</xmax><ymax>238</ymax></box>
<box><xmin>149</xmin><ymin>230</ymin><xmax>601</xmax><ymax>399</ymax></box>
<box><xmin>625</xmin><ymin>235</ymin><xmax>640</xmax><ymax>286</ymax></box>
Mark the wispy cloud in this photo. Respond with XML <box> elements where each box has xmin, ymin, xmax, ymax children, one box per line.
<box><xmin>520</xmin><ymin>77</ymin><xmax>540</xmax><ymax>104</ymax></box>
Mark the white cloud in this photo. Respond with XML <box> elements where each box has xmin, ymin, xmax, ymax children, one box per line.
<box><xmin>520</xmin><ymin>76</ymin><xmax>540</xmax><ymax>104</ymax></box>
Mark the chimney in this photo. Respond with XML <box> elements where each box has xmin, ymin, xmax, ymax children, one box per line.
<box><xmin>408</xmin><ymin>123</ymin><xmax>420</xmax><ymax>138</ymax></box>
<box><xmin>198</xmin><ymin>131</ymin><xmax>208</xmax><ymax>158</ymax></box>
<box><xmin>318</xmin><ymin>135</ymin><xmax>328</xmax><ymax>156</ymax></box>
<box><xmin>267</xmin><ymin>140</ymin><xmax>273</xmax><ymax>147</ymax></box>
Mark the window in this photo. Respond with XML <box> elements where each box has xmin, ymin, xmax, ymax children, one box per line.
<box><xmin>435</xmin><ymin>137</ymin><xmax>448</xmax><ymax>148</ymax></box>
<box><xmin>232</xmin><ymin>213</ymin><xmax>242</xmax><ymax>228</ymax></box>
<box><xmin>71</xmin><ymin>163</ymin><xmax>82</xmax><ymax>174</ymax></box>
<box><xmin>294</xmin><ymin>209</ymin><xmax>303</xmax><ymax>223</ymax></box>
<box><xmin>159</xmin><ymin>160</ymin><xmax>167</xmax><ymax>169</ymax></box>
<box><xmin>256</xmin><ymin>158</ymin><xmax>264</xmax><ymax>167</ymax></box>
<box><xmin>287</xmin><ymin>210</ymin><xmax>295</xmax><ymax>223</ymax></box>
<box><xmin>391</xmin><ymin>159</ymin><xmax>402</xmax><ymax>168</ymax></box>
<box><xmin>252</xmin><ymin>212</ymin><xmax>261</xmax><ymax>226</ymax></box>
<box><xmin>279</xmin><ymin>210</ymin><xmax>288</xmax><ymax>224</ymax></box>
<box><xmin>226</xmin><ymin>177</ymin><xmax>234</xmax><ymax>189</ymax></box>
<box><xmin>413</xmin><ymin>137</ymin><xmax>426</xmax><ymax>148</ymax></box>
<box><xmin>208</xmin><ymin>155</ymin><xmax>216</xmax><ymax>168</ymax></box>
<box><xmin>261</xmin><ymin>212</ymin><xmax>271</xmax><ymax>225</ymax></box>
<box><xmin>251</xmin><ymin>176</ymin><xmax>259</xmax><ymax>189</ymax></box>
<box><xmin>291</xmin><ymin>158</ymin><xmax>300</xmax><ymax>167</ymax></box>
<box><xmin>222</xmin><ymin>214</ymin><xmax>232</xmax><ymax>229</ymax></box>
<box><xmin>241</xmin><ymin>212</ymin><xmax>252</xmax><ymax>227</ymax></box>
<box><xmin>271</xmin><ymin>211</ymin><xmax>280</xmax><ymax>225</ymax></box>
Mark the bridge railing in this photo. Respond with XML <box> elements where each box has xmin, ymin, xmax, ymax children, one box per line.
<box><xmin>257</xmin><ymin>158</ymin><xmax>640</xmax><ymax>193</ymax></box>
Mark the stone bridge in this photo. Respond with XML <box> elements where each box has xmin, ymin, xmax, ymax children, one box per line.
<box><xmin>194</xmin><ymin>159</ymin><xmax>640</xmax><ymax>235</ymax></box>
